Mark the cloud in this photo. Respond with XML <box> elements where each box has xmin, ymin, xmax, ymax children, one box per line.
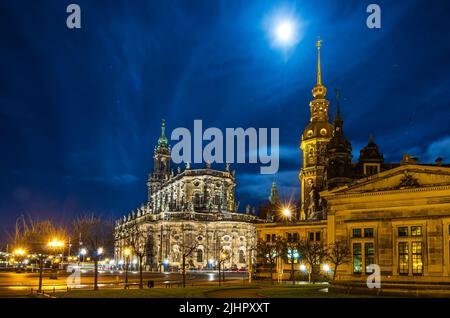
<box><xmin>424</xmin><ymin>136</ymin><xmax>450</xmax><ymax>163</ymax></box>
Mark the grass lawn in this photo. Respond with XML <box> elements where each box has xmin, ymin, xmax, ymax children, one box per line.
<box><xmin>55</xmin><ymin>283</ymin><xmax>376</xmax><ymax>298</ymax></box>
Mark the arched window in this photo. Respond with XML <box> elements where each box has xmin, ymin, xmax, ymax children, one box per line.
<box><xmin>197</xmin><ymin>249</ymin><xmax>203</xmax><ymax>263</ymax></box>
<box><xmin>239</xmin><ymin>250</ymin><xmax>245</xmax><ymax>263</ymax></box>
<box><xmin>214</xmin><ymin>195</ymin><xmax>221</xmax><ymax>205</ymax></box>
<box><xmin>194</xmin><ymin>193</ymin><xmax>201</xmax><ymax>207</ymax></box>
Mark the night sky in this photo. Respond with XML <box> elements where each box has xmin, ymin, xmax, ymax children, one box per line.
<box><xmin>1</xmin><ymin>0</ymin><xmax>450</xmax><ymax>240</ymax></box>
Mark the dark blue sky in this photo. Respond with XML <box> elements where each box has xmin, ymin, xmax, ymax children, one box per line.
<box><xmin>1</xmin><ymin>0</ymin><xmax>450</xmax><ymax>238</ymax></box>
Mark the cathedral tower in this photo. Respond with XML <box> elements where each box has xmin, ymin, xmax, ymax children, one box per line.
<box><xmin>299</xmin><ymin>40</ymin><xmax>333</xmax><ymax>220</ymax></box>
<box><xmin>148</xmin><ymin>119</ymin><xmax>171</xmax><ymax>199</ymax></box>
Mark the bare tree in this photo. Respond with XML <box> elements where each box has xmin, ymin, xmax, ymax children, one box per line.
<box><xmin>327</xmin><ymin>241</ymin><xmax>351</xmax><ymax>280</ymax></box>
<box><xmin>179</xmin><ymin>232</ymin><xmax>199</xmax><ymax>288</ymax></box>
<box><xmin>125</xmin><ymin>221</ymin><xmax>152</xmax><ymax>289</ymax></box>
<box><xmin>286</xmin><ymin>240</ymin><xmax>300</xmax><ymax>285</ymax></box>
<box><xmin>73</xmin><ymin>214</ymin><xmax>113</xmax><ymax>291</ymax></box>
<box><xmin>257</xmin><ymin>236</ymin><xmax>285</xmax><ymax>285</ymax></box>
<box><xmin>297</xmin><ymin>240</ymin><xmax>328</xmax><ymax>283</ymax></box>
<box><xmin>11</xmin><ymin>216</ymin><xmax>66</xmax><ymax>292</ymax></box>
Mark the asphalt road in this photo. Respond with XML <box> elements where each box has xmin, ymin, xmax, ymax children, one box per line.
<box><xmin>0</xmin><ymin>270</ymin><xmax>248</xmax><ymax>297</ymax></box>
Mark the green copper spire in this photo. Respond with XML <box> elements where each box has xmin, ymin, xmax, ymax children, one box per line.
<box><xmin>157</xmin><ymin>119</ymin><xmax>168</xmax><ymax>147</ymax></box>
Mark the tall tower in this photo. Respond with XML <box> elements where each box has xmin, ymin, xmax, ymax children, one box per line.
<box><xmin>325</xmin><ymin>90</ymin><xmax>353</xmax><ymax>189</ymax></box>
<box><xmin>299</xmin><ymin>39</ymin><xmax>333</xmax><ymax>220</ymax></box>
<box><xmin>148</xmin><ymin>119</ymin><xmax>171</xmax><ymax>200</ymax></box>
<box><xmin>268</xmin><ymin>181</ymin><xmax>280</xmax><ymax>206</ymax></box>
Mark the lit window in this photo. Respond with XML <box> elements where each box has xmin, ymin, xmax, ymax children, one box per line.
<box><xmin>364</xmin><ymin>228</ymin><xmax>374</xmax><ymax>238</ymax></box>
<box><xmin>398</xmin><ymin>227</ymin><xmax>409</xmax><ymax>237</ymax></box>
<box><xmin>353</xmin><ymin>243</ymin><xmax>362</xmax><ymax>274</ymax></box>
<box><xmin>412</xmin><ymin>242</ymin><xmax>423</xmax><ymax>275</ymax></box>
<box><xmin>353</xmin><ymin>228</ymin><xmax>362</xmax><ymax>238</ymax></box>
<box><xmin>364</xmin><ymin>243</ymin><xmax>375</xmax><ymax>274</ymax></box>
<box><xmin>411</xmin><ymin>226</ymin><xmax>422</xmax><ymax>237</ymax></box>
<box><xmin>398</xmin><ymin>242</ymin><xmax>409</xmax><ymax>275</ymax></box>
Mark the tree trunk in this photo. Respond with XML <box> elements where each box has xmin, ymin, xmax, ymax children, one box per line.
<box><xmin>38</xmin><ymin>257</ymin><xmax>44</xmax><ymax>292</ymax></box>
<box><xmin>139</xmin><ymin>256</ymin><xmax>144</xmax><ymax>289</ymax></box>
<box><xmin>218</xmin><ymin>262</ymin><xmax>221</xmax><ymax>286</ymax></box>
<box><xmin>270</xmin><ymin>263</ymin><xmax>274</xmax><ymax>285</ymax></box>
<box><xmin>291</xmin><ymin>261</ymin><xmax>295</xmax><ymax>285</ymax></box>
<box><xmin>333</xmin><ymin>264</ymin><xmax>338</xmax><ymax>281</ymax></box>
<box><xmin>308</xmin><ymin>265</ymin><xmax>311</xmax><ymax>283</ymax></box>
<box><xmin>182</xmin><ymin>254</ymin><xmax>186</xmax><ymax>288</ymax></box>
<box><xmin>124</xmin><ymin>259</ymin><xmax>129</xmax><ymax>289</ymax></box>
<box><xmin>94</xmin><ymin>259</ymin><xmax>99</xmax><ymax>290</ymax></box>
<box><xmin>222</xmin><ymin>266</ymin><xmax>225</xmax><ymax>283</ymax></box>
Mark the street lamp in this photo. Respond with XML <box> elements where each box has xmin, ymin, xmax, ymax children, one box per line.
<box><xmin>79</xmin><ymin>248</ymin><xmax>87</xmax><ymax>262</ymax></box>
<box><xmin>48</xmin><ymin>239</ymin><xmax>64</xmax><ymax>248</ymax></box>
<box><xmin>124</xmin><ymin>248</ymin><xmax>131</xmax><ymax>288</ymax></box>
<box><xmin>48</xmin><ymin>239</ymin><xmax>64</xmax><ymax>278</ymax></box>
<box><xmin>13</xmin><ymin>248</ymin><xmax>27</xmax><ymax>256</ymax></box>
<box><xmin>282</xmin><ymin>208</ymin><xmax>292</xmax><ymax>218</ymax></box>
<box><xmin>218</xmin><ymin>252</ymin><xmax>229</xmax><ymax>286</ymax></box>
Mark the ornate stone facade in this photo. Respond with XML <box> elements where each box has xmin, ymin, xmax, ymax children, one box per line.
<box><xmin>257</xmin><ymin>40</ymin><xmax>450</xmax><ymax>284</ymax></box>
<box><xmin>114</xmin><ymin>121</ymin><xmax>257</xmax><ymax>271</ymax></box>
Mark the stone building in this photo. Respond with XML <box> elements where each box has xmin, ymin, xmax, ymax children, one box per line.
<box><xmin>114</xmin><ymin>121</ymin><xmax>256</xmax><ymax>271</ymax></box>
<box><xmin>257</xmin><ymin>40</ymin><xmax>450</xmax><ymax>283</ymax></box>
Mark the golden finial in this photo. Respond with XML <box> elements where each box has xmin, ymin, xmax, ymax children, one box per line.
<box><xmin>316</xmin><ymin>37</ymin><xmax>322</xmax><ymax>86</ymax></box>
<box><xmin>312</xmin><ymin>37</ymin><xmax>326</xmax><ymax>99</ymax></box>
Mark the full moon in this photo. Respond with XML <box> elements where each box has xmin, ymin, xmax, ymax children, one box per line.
<box><xmin>271</xmin><ymin>17</ymin><xmax>299</xmax><ymax>48</ymax></box>
<box><xmin>275</xmin><ymin>20</ymin><xmax>294</xmax><ymax>43</ymax></box>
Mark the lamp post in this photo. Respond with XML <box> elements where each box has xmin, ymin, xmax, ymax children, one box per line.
<box><xmin>47</xmin><ymin>239</ymin><xmax>64</xmax><ymax>278</ymax></box>
<box><xmin>79</xmin><ymin>248</ymin><xmax>87</xmax><ymax>263</ymax></box>
<box><xmin>124</xmin><ymin>248</ymin><xmax>131</xmax><ymax>288</ymax></box>
<box><xmin>218</xmin><ymin>252</ymin><xmax>228</xmax><ymax>286</ymax></box>
<box><xmin>13</xmin><ymin>248</ymin><xmax>27</xmax><ymax>270</ymax></box>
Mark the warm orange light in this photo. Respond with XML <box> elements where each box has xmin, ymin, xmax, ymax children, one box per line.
<box><xmin>124</xmin><ymin>248</ymin><xmax>131</xmax><ymax>256</ymax></box>
<box><xmin>48</xmin><ymin>239</ymin><xmax>64</xmax><ymax>248</ymax></box>
<box><xmin>13</xmin><ymin>248</ymin><xmax>27</xmax><ymax>256</ymax></box>
<box><xmin>282</xmin><ymin>207</ymin><xmax>292</xmax><ymax>218</ymax></box>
